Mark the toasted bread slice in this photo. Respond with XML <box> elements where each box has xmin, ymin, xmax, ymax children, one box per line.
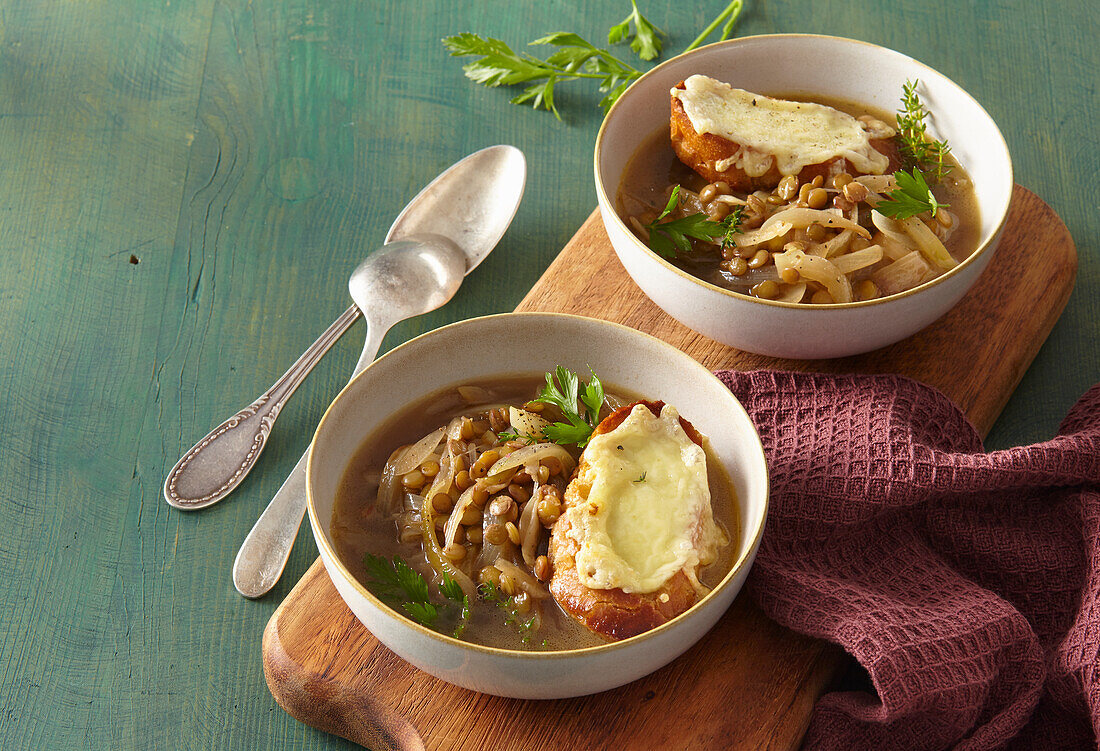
<box><xmin>670</xmin><ymin>82</ymin><xmax>901</xmax><ymax>190</ymax></box>
<box><xmin>548</xmin><ymin>401</ymin><xmax>711</xmax><ymax>641</ymax></box>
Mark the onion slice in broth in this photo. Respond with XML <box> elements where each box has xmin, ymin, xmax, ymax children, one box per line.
<box><xmin>496</xmin><ymin>558</ymin><xmax>550</xmax><ymax>600</ymax></box>
<box><xmin>761</xmin><ymin>208</ymin><xmax>870</xmax><ymax>238</ymax></box>
<box><xmin>391</xmin><ymin>427</ymin><xmax>445</xmax><ymax>475</ymax></box>
<box><xmin>487</xmin><ymin>443</ymin><xmax>576</xmax><ymax>480</ymax></box>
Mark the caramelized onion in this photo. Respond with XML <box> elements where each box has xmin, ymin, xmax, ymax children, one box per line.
<box><xmin>761</xmin><ymin>208</ymin><xmax>870</xmax><ymax>238</ymax></box>
<box><xmin>375</xmin><ymin>445</ymin><xmax>406</xmax><ymax>514</ymax></box>
<box><xmin>773</xmin><ymin>248</ymin><xmax>853</xmax><ymax>303</ymax></box>
<box><xmin>820</xmin><ymin>228</ymin><xmax>854</xmax><ymax>258</ymax></box>
<box><xmin>487</xmin><ymin>443</ymin><xmax>576</xmax><ymax>479</ymax></box>
<box><xmin>443</xmin><ymin>485</ymin><xmax>478</xmax><ymax>549</ymax></box>
<box><xmin>456</xmin><ymin>385</ymin><xmax>492</xmax><ymax>403</ymax></box>
<box><xmin>871</xmin><ymin>210</ymin><xmax>915</xmax><ymax>252</ymax></box>
<box><xmin>855</xmin><ymin>174</ymin><xmax>898</xmax><ymax>193</ymax></box>
<box><xmin>775</xmin><ymin>282</ymin><xmax>807</xmax><ymax>303</ymax></box>
<box><xmin>495</xmin><ymin>558</ymin><xmax>550</xmax><ymax>600</ymax></box>
<box><xmin>833</xmin><ymin>245</ymin><xmax>884</xmax><ymax>275</ymax></box>
<box><xmin>391</xmin><ymin>427</ymin><xmax>445</xmax><ymax>475</ymax></box>
<box><xmin>730</xmin><ymin>220</ymin><xmax>793</xmax><ymax>248</ymax></box>
<box><xmin>899</xmin><ymin>214</ymin><xmax>957</xmax><ymax>270</ymax></box>
<box><xmin>508</xmin><ymin>407</ymin><xmax>549</xmax><ymax>442</ymax></box>
<box><xmin>419</xmin><ymin>495</ymin><xmax>477</xmax><ymax>598</ymax></box>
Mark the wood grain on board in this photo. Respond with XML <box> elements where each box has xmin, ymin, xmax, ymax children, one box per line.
<box><xmin>263</xmin><ymin>186</ymin><xmax>1076</xmax><ymax>750</ymax></box>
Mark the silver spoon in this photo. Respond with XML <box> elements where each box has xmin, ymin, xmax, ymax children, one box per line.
<box><xmin>163</xmin><ymin>145</ymin><xmax>525</xmax><ymax>510</ymax></box>
<box><xmin>231</xmin><ymin>146</ymin><xmax>526</xmax><ymax>598</ymax></box>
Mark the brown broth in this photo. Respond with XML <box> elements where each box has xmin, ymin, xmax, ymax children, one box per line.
<box><xmin>331</xmin><ymin>375</ymin><xmax>740</xmax><ymax>651</ymax></box>
<box><xmin>616</xmin><ymin>93</ymin><xmax>981</xmax><ymax>298</ymax></box>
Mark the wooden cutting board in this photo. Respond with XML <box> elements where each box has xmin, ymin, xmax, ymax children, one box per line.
<box><xmin>263</xmin><ymin>186</ymin><xmax>1076</xmax><ymax>751</ymax></box>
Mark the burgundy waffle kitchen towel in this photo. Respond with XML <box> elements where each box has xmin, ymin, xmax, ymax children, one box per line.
<box><xmin>715</xmin><ymin>371</ymin><xmax>1100</xmax><ymax>751</ymax></box>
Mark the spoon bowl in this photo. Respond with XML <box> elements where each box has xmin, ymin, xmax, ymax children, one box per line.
<box><xmin>347</xmin><ymin>235</ymin><xmax>466</xmax><ymax>372</ymax></box>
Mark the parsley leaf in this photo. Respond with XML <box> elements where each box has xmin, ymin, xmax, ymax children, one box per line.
<box><xmin>402</xmin><ymin>601</ymin><xmax>439</xmax><ymax>628</ymax></box>
<box><xmin>633</xmin><ymin>472</ymin><xmax>647</xmax><ymax>483</ymax></box>
<box><xmin>875</xmin><ymin>168</ymin><xmax>948</xmax><ymax>220</ymax></box>
<box><xmin>608</xmin><ymin>0</ymin><xmax>664</xmax><ymax>61</ymax></box>
<box><xmin>534</xmin><ymin>366</ymin><xmax>606</xmax><ymax>448</ymax></box>
<box><xmin>439</xmin><ymin>574</ymin><xmax>471</xmax><ymax>637</ymax></box>
<box><xmin>895</xmin><ymin>79</ymin><xmax>952</xmax><ymax>182</ymax></box>
<box><xmin>363</xmin><ymin>554</ymin><xmax>470</xmax><ymax>635</ymax></box>
<box><xmin>580</xmin><ymin>371</ymin><xmax>605</xmax><ymax>428</ymax></box>
<box><xmin>643</xmin><ymin>186</ymin><xmax>730</xmax><ymax>259</ymax></box>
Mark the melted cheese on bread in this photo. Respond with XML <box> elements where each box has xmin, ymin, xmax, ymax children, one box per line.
<box><xmin>568</xmin><ymin>403</ymin><xmax>720</xmax><ymax>594</ymax></box>
<box><xmin>670</xmin><ymin>75</ymin><xmax>890</xmax><ymax>177</ymax></box>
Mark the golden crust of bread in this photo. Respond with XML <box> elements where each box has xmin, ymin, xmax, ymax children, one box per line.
<box><xmin>669</xmin><ymin>83</ymin><xmax>901</xmax><ymax>190</ymax></box>
<box><xmin>548</xmin><ymin>401</ymin><xmax>703</xmax><ymax>641</ymax></box>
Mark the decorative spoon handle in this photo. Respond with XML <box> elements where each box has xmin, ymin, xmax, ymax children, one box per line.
<box><xmin>163</xmin><ymin>304</ymin><xmax>362</xmax><ymax>510</ymax></box>
<box><xmin>232</xmin><ymin>321</ymin><xmax>389</xmax><ymax>598</ymax></box>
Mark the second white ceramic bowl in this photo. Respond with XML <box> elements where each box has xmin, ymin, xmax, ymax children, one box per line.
<box><xmin>306</xmin><ymin>313</ymin><xmax>769</xmax><ymax>699</ymax></box>
<box><xmin>595</xmin><ymin>34</ymin><xmax>1013</xmax><ymax>359</ymax></box>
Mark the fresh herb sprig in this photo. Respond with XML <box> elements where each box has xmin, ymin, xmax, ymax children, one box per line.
<box><xmin>608</xmin><ymin>0</ymin><xmax>665</xmax><ymax>61</ymax></box>
<box><xmin>364</xmin><ymin>554</ymin><xmax>470</xmax><ymax>636</ymax></box>
<box><xmin>643</xmin><ymin>186</ymin><xmax>743</xmax><ymax>259</ymax></box>
<box><xmin>478</xmin><ymin>580</ymin><xmax>539</xmax><ymax>644</ymax></box>
<box><xmin>895</xmin><ymin>79</ymin><xmax>952</xmax><ymax>182</ymax></box>
<box><xmin>443</xmin><ymin>32</ymin><xmax>641</xmax><ymax>119</ymax></box>
<box><xmin>497</xmin><ymin>428</ymin><xmax>536</xmax><ymax>445</ymax></box>
<box><xmin>875</xmin><ymin>168</ymin><xmax>948</xmax><ymax>220</ymax></box>
<box><xmin>443</xmin><ymin>1</ymin><xmax>745</xmax><ymax>119</ymax></box>
<box><xmin>533</xmin><ymin>366</ymin><xmax>605</xmax><ymax>448</ymax></box>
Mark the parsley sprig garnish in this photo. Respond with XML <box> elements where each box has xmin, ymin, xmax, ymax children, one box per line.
<box><xmin>608</xmin><ymin>0</ymin><xmax>664</xmax><ymax>61</ymax></box>
<box><xmin>442</xmin><ymin>32</ymin><xmax>641</xmax><ymax>119</ymax></box>
<box><xmin>895</xmin><ymin>79</ymin><xmax>952</xmax><ymax>182</ymax></box>
<box><xmin>875</xmin><ymin>168</ymin><xmax>948</xmax><ymax>220</ymax></box>
<box><xmin>443</xmin><ymin>1</ymin><xmax>745</xmax><ymax>119</ymax></box>
<box><xmin>643</xmin><ymin>186</ymin><xmax>743</xmax><ymax>259</ymax></box>
<box><xmin>533</xmin><ymin>366</ymin><xmax>605</xmax><ymax>448</ymax></box>
<box><xmin>363</xmin><ymin>554</ymin><xmax>470</xmax><ymax>636</ymax></box>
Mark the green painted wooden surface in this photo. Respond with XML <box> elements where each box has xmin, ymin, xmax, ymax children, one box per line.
<box><xmin>0</xmin><ymin>1</ymin><xmax>1095</xmax><ymax>748</ymax></box>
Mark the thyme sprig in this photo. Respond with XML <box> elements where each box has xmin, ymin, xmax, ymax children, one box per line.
<box><xmin>895</xmin><ymin>80</ymin><xmax>952</xmax><ymax>182</ymax></box>
<box><xmin>478</xmin><ymin>580</ymin><xmax>539</xmax><ymax>644</ymax></box>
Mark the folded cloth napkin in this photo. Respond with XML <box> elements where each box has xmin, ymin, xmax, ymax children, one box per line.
<box><xmin>715</xmin><ymin>371</ymin><xmax>1100</xmax><ymax>751</ymax></box>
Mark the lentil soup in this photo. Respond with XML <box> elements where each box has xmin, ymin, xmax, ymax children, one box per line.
<box><xmin>616</xmin><ymin>92</ymin><xmax>980</xmax><ymax>303</ymax></box>
<box><xmin>331</xmin><ymin>374</ymin><xmax>739</xmax><ymax>651</ymax></box>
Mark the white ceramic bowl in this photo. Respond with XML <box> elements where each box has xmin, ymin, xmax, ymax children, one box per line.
<box><xmin>595</xmin><ymin>34</ymin><xmax>1013</xmax><ymax>359</ymax></box>
<box><xmin>306</xmin><ymin>313</ymin><xmax>769</xmax><ymax>699</ymax></box>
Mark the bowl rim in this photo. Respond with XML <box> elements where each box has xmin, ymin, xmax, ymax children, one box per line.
<box><xmin>306</xmin><ymin>311</ymin><xmax>770</xmax><ymax>659</ymax></box>
<box><xmin>593</xmin><ymin>32</ymin><xmax>1014</xmax><ymax>310</ymax></box>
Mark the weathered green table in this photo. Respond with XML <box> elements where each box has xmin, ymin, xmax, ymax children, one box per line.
<box><xmin>1</xmin><ymin>1</ymin><xmax>1096</xmax><ymax>748</ymax></box>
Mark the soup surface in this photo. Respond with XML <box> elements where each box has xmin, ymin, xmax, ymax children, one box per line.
<box><xmin>331</xmin><ymin>375</ymin><xmax>739</xmax><ymax>651</ymax></box>
<box><xmin>616</xmin><ymin>90</ymin><xmax>981</xmax><ymax>303</ymax></box>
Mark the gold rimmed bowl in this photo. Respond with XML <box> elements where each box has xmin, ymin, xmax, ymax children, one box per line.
<box><xmin>306</xmin><ymin>313</ymin><xmax>769</xmax><ymax>698</ymax></box>
<box><xmin>594</xmin><ymin>34</ymin><xmax>1012</xmax><ymax>359</ymax></box>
